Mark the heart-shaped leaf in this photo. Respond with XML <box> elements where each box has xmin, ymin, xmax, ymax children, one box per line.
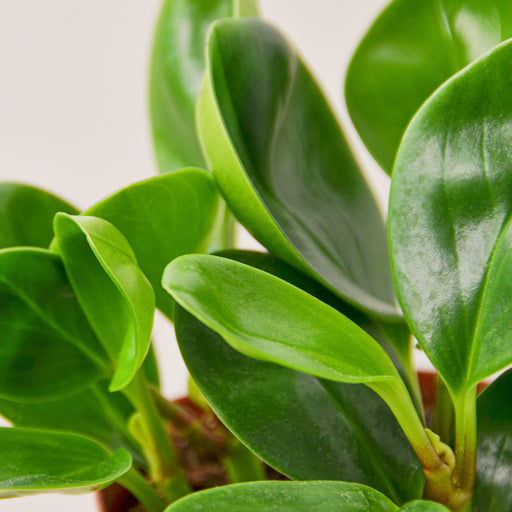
<box><xmin>0</xmin><ymin>427</ymin><xmax>131</xmax><ymax>498</ymax></box>
<box><xmin>53</xmin><ymin>214</ymin><xmax>155</xmax><ymax>391</ymax></box>
<box><xmin>164</xmin><ymin>481</ymin><xmax>398</xmax><ymax>512</ymax></box>
<box><xmin>0</xmin><ymin>380</ymin><xmax>144</xmax><ymax>467</ymax></box>
<box><xmin>389</xmin><ymin>39</ymin><xmax>512</xmax><ymax>394</ymax></box>
<box><xmin>474</xmin><ymin>369</ymin><xmax>512</xmax><ymax>510</ymax></box>
<box><xmin>0</xmin><ymin>248</ymin><xmax>108</xmax><ymax>402</ymax></box>
<box><xmin>0</xmin><ymin>183</ymin><xmax>77</xmax><ymax>249</ymax></box>
<box><xmin>85</xmin><ymin>169</ymin><xmax>221</xmax><ymax>319</ymax></box>
<box><xmin>399</xmin><ymin>502</ymin><xmax>449</xmax><ymax>512</ymax></box>
<box><xmin>346</xmin><ymin>0</ymin><xmax>512</xmax><ymax>173</ymax></box>
<box><xmin>197</xmin><ymin>18</ymin><xmax>399</xmax><ymax>320</ymax></box>
<box><xmin>150</xmin><ymin>0</ymin><xmax>258</xmax><ymax>173</ymax></box>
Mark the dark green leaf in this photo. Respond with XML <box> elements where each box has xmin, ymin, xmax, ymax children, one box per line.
<box><xmin>197</xmin><ymin>18</ymin><xmax>399</xmax><ymax>320</ymax></box>
<box><xmin>0</xmin><ymin>183</ymin><xmax>77</xmax><ymax>249</ymax></box>
<box><xmin>0</xmin><ymin>380</ymin><xmax>144</xmax><ymax>467</ymax></box>
<box><xmin>399</xmin><ymin>502</ymin><xmax>449</xmax><ymax>511</ymax></box>
<box><xmin>85</xmin><ymin>169</ymin><xmax>220</xmax><ymax>319</ymax></box>
<box><xmin>164</xmin><ymin>481</ymin><xmax>398</xmax><ymax>512</ymax></box>
<box><xmin>474</xmin><ymin>369</ymin><xmax>512</xmax><ymax>511</ymax></box>
<box><xmin>346</xmin><ymin>0</ymin><xmax>512</xmax><ymax>173</ymax></box>
<box><xmin>150</xmin><ymin>0</ymin><xmax>258</xmax><ymax>172</ymax></box>
<box><xmin>389</xmin><ymin>40</ymin><xmax>512</xmax><ymax>393</ymax></box>
<box><xmin>0</xmin><ymin>428</ymin><xmax>131</xmax><ymax>497</ymax></box>
<box><xmin>173</xmin><ymin>251</ymin><xmax>423</xmax><ymax>503</ymax></box>
<box><xmin>0</xmin><ymin>248</ymin><xmax>107</xmax><ymax>402</ymax></box>
<box><xmin>165</xmin><ymin>254</ymin><xmax>399</xmax><ymax>386</ymax></box>
<box><xmin>53</xmin><ymin>214</ymin><xmax>155</xmax><ymax>391</ymax></box>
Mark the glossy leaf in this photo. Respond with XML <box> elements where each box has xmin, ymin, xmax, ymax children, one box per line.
<box><xmin>346</xmin><ymin>0</ymin><xmax>512</xmax><ymax>174</ymax></box>
<box><xmin>85</xmin><ymin>169</ymin><xmax>220</xmax><ymax>319</ymax></box>
<box><xmin>53</xmin><ymin>214</ymin><xmax>155</xmax><ymax>391</ymax></box>
<box><xmin>150</xmin><ymin>0</ymin><xmax>258</xmax><ymax>173</ymax></box>
<box><xmin>399</xmin><ymin>502</ymin><xmax>449</xmax><ymax>512</ymax></box>
<box><xmin>0</xmin><ymin>183</ymin><xmax>77</xmax><ymax>249</ymax></box>
<box><xmin>164</xmin><ymin>481</ymin><xmax>399</xmax><ymax>512</ymax></box>
<box><xmin>0</xmin><ymin>380</ymin><xmax>144</xmax><ymax>467</ymax></box>
<box><xmin>389</xmin><ymin>40</ymin><xmax>512</xmax><ymax>393</ymax></box>
<box><xmin>197</xmin><ymin>18</ymin><xmax>399</xmax><ymax>320</ymax></box>
<box><xmin>175</xmin><ymin>306</ymin><xmax>422</xmax><ymax>503</ymax></box>
<box><xmin>165</xmin><ymin>254</ymin><xmax>400</xmax><ymax>386</ymax></box>
<box><xmin>474</xmin><ymin>369</ymin><xmax>512</xmax><ymax>510</ymax></box>
<box><xmin>0</xmin><ymin>427</ymin><xmax>131</xmax><ymax>498</ymax></box>
<box><xmin>171</xmin><ymin>253</ymin><xmax>423</xmax><ymax>503</ymax></box>
<box><xmin>0</xmin><ymin>248</ymin><xmax>108</xmax><ymax>402</ymax></box>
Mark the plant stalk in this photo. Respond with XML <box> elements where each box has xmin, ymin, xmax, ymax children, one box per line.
<box><xmin>450</xmin><ymin>387</ymin><xmax>478</xmax><ymax>511</ymax></box>
<box><xmin>370</xmin><ymin>379</ymin><xmax>459</xmax><ymax>506</ymax></box>
<box><xmin>125</xmin><ymin>370</ymin><xmax>191</xmax><ymax>501</ymax></box>
<box><xmin>435</xmin><ymin>375</ymin><xmax>454</xmax><ymax>444</ymax></box>
<box><xmin>118</xmin><ymin>467</ymin><xmax>166</xmax><ymax>512</ymax></box>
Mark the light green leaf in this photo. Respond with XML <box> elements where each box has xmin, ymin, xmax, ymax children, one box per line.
<box><xmin>197</xmin><ymin>18</ymin><xmax>398</xmax><ymax>320</ymax></box>
<box><xmin>164</xmin><ymin>253</ymin><xmax>427</xmax><ymax>454</ymax></box>
<box><xmin>174</xmin><ymin>253</ymin><xmax>423</xmax><ymax>504</ymax></box>
<box><xmin>474</xmin><ymin>369</ymin><xmax>512</xmax><ymax>510</ymax></box>
<box><xmin>85</xmin><ymin>169</ymin><xmax>220</xmax><ymax>319</ymax></box>
<box><xmin>389</xmin><ymin>39</ymin><xmax>512</xmax><ymax>393</ymax></box>
<box><xmin>150</xmin><ymin>0</ymin><xmax>258</xmax><ymax>173</ymax></box>
<box><xmin>0</xmin><ymin>183</ymin><xmax>77</xmax><ymax>249</ymax></box>
<box><xmin>0</xmin><ymin>428</ymin><xmax>131</xmax><ymax>498</ymax></box>
<box><xmin>346</xmin><ymin>0</ymin><xmax>512</xmax><ymax>173</ymax></box>
<box><xmin>165</xmin><ymin>254</ymin><xmax>399</xmax><ymax>386</ymax></box>
<box><xmin>53</xmin><ymin>214</ymin><xmax>155</xmax><ymax>391</ymax></box>
<box><xmin>0</xmin><ymin>248</ymin><xmax>108</xmax><ymax>402</ymax></box>
<box><xmin>164</xmin><ymin>481</ymin><xmax>398</xmax><ymax>512</ymax></box>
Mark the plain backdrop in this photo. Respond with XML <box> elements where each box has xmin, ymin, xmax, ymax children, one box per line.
<box><xmin>0</xmin><ymin>0</ymin><xmax>404</xmax><ymax>510</ymax></box>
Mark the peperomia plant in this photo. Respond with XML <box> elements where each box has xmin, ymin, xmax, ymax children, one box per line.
<box><xmin>2</xmin><ymin>1</ymin><xmax>512</xmax><ymax>512</ymax></box>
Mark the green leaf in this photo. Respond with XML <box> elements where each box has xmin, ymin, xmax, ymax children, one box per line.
<box><xmin>474</xmin><ymin>369</ymin><xmax>512</xmax><ymax>510</ymax></box>
<box><xmin>165</xmin><ymin>254</ymin><xmax>399</xmax><ymax>386</ymax></box>
<box><xmin>0</xmin><ymin>427</ymin><xmax>131</xmax><ymax>498</ymax></box>
<box><xmin>176</xmin><ymin>306</ymin><xmax>422</xmax><ymax>503</ymax></box>
<box><xmin>399</xmin><ymin>502</ymin><xmax>449</xmax><ymax>512</ymax></box>
<box><xmin>174</xmin><ymin>251</ymin><xmax>422</xmax><ymax>503</ymax></box>
<box><xmin>389</xmin><ymin>40</ymin><xmax>512</xmax><ymax>393</ymax></box>
<box><xmin>345</xmin><ymin>0</ymin><xmax>512</xmax><ymax>174</ymax></box>
<box><xmin>164</xmin><ymin>481</ymin><xmax>399</xmax><ymax>512</ymax></box>
<box><xmin>0</xmin><ymin>380</ymin><xmax>145</xmax><ymax>467</ymax></box>
<box><xmin>150</xmin><ymin>0</ymin><xmax>258</xmax><ymax>173</ymax></box>
<box><xmin>166</xmin><ymin>253</ymin><xmax>429</xmax><ymax>488</ymax></box>
<box><xmin>53</xmin><ymin>214</ymin><xmax>155</xmax><ymax>391</ymax></box>
<box><xmin>197</xmin><ymin>18</ymin><xmax>399</xmax><ymax>320</ymax></box>
<box><xmin>85</xmin><ymin>169</ymin><xmax>220</xmax><ymax>319</ymax></box>
<box><xmin>0</xmin><ymin>247</ymin><xmax>108</xmax><ymax>402</ymax></box>
<box><xmin>0</xmin><ymin>183</ymin><xmax>77</xmax><ymax>249</ymax></box>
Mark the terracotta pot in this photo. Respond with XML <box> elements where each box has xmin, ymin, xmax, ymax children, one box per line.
<box><xmin>97</xmin><ymin>372</ymin><xmax>487</xmax><ymax>512</ymax></box>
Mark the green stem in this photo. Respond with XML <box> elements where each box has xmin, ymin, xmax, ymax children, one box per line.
<box><xmin>118</xmin><ymin>468</ymin><xmax>166</xmax><ymax>512</ymax></box>
<box><xmin>435</xmin><ymin>375</ymin><xmax>454</xmax><ymax>444</ymax></box>
<box><xmin>370</xmin><ymin>379</ymin><xmax>446</xmax><ymax>473</ymax></box>
<box><xmin>370</xmin><ymin>378</ymin><xmax>460</xmax><ymax>508</ymax></box>
<box><xmin>125</xmin><ymin>370</ymin><xmax>191</xmax><ymax>501</ymax></box>
<box><xmin>451</xmin><ymin>387</ymin><xmax>477</xmax><ymax>511</ymax></box>
<box><xmin>401</xmin><ymin>346</ymin><xmax>425</xmax><ymax>422</ymax></box>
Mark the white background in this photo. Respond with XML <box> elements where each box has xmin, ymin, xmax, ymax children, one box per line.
<box><xmin>0</xmin><ymin>0</ymin><xmax>399</xmax><ymax>510</ymax></box>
